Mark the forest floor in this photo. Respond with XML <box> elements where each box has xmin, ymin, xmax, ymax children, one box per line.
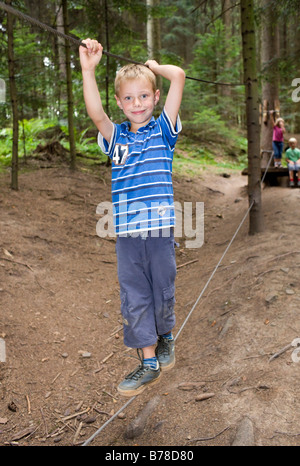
<box><xmin>1</xmin><ymin>153</ymin><xmax>300</xmax><ymax>448</ymax></box>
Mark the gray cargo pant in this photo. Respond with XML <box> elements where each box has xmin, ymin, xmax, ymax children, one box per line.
<box><xmin>116</xmin><ymin>230</ymin><xmax>177</xmax><ymax>349</ymax></box>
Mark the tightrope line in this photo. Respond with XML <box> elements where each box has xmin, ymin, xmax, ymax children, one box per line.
<box><xmin>0</xmin><ymin>2</ymin><xmax>243</xmax><ymax>86</ymax></box>
<box><xmin>82</xmin><ymin>152</ymin><xmax>274</xmax><ymax>446</ymax></box>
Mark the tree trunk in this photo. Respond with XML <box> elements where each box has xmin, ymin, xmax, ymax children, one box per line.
<box><xmin>146</xmin><ymin>0</ymin><xmax>162</xmax><ymax>105</ymax></box>
<box><xmin>260</xmin><ymin>0</ymin><xmax>280</xmax><ymax>167</ymax></box>
<box><xmin>221</xmin><ymin>0</ymin><xmax>232</xmax><ymax>99</ymax></box>
<box><xmin>146</xmin><ymin>0</ymin><xmax>161</xmax><ymax>61</ymax></box>
<box><xmin>104</xmin><ymin>0</ymin><xmax>110</xmax><ymax>117</ymax></box>
<box><xmin>6</xmin><ymin>0</ymin><xmax>18</xmax><ymax>190</ymax></box>
<box><xmin>104</xmin><ymin>0</ymin><xmax>111</xmax><ymax>167</ymax></box>
<box><xmin>62</xmin><ymin>0</ymin><xmax>76</xmax><ymax>170</ymax></box>
<box><xmin>56</xmin><ymin>2</ymin><xmax>67</xmax><ymax>115</ymax></box>
<box><xmin>240</xmin><ymin>0</ymin><xmax>263</xmax><ymax>235</ymax></box>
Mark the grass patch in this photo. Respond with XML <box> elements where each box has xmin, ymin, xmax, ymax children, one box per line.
<box><xmin>173</xmin><ymin>136</ymin><xmax>247</xmax><ymax>177</ymax></box>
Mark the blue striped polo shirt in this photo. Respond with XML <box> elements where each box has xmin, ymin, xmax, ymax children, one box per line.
<box><xmin>97</xmin><ymin>107</ymin><xmax>182</xmax><ymax>235</ymax></box>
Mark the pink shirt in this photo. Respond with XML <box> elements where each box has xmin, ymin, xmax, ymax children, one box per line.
<box><xmin>273</xmin><ymin>125</ymin><xmax>284</xmax><ymax>142</ymax></box>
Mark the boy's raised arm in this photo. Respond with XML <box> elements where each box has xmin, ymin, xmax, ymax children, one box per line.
<box><xmin>79</xmin><ymin>40</ymin><xmax>114</xmax><ymax>143</ymax></box>
<box><xmin>145</xmin><ymin>61</ymin><xmax>185</xmax><ymax>128</ymax></box>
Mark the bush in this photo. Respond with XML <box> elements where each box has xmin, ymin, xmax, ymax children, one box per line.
<box><xmin>183</xmin><ymin>107</ymin><xmax>238</xmax><ymax>144</ymax></box>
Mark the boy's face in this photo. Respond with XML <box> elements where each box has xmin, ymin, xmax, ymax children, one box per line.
<box><xmin>289</xmin><ymin>141</ymin><xmax>296</xmax><ymax>149</ymax></box>
<box><xmin>115</xmin><ymin>77</ymin><xmax>160</xmax><ymax>132</ymax></box>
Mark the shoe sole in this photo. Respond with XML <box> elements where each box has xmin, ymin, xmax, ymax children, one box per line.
<box><xmin>117</xmin><ymin>372</ymin><xmax>162</xmax><ymax>397</ymax></box>
<box><xmin>159</xmin><ymin>357</ymin><xmax>175</xmax><ymax>372</ymax></box>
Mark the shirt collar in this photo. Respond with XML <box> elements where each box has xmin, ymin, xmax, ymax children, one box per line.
<box><xmin>120</xmin><ymin>116</ymin><xmax>156</xmax><ymax>134</ymax></box>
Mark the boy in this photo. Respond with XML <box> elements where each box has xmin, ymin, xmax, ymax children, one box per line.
<box><xmin>79</xmin><ymin>39</ymin><xmax>185</xmax><ymax>396</ymax></box>
<box><xmin>286</xmin><ymin>137</ymin><xmax>300</xmax><ymax>187</ymax></box>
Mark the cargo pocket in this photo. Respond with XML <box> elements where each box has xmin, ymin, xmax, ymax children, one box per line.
<box><xmin>163</xmin><ymin>284</ymin><xmax>176</xmax><ymax>319</ymax></box>
<box><xmin>120</xmin><ymin>290</ymin><xmax>129</xmax><ymax>326</ymax></box>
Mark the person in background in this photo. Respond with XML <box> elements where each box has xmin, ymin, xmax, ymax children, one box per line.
<box><xmin>271</xmin><ymin>113</ymin><xmax>286</xmax><ymax>168</ymax></box>
<box><xmin>286</xmin><ymin>137</ymin><xmax>300</xmax><ymax>187</ymax></box>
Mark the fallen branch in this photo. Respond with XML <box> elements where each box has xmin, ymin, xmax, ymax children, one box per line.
<box><xmin>266</xmin><ymin>251</ymin><xmax>300</xmax><ymax>264</ymax></box>
<box><xmin>25</xmin><ymin>394</ymin><xmax>31</xmax><ymax>414</ymax></box>
<box><xmin>101</xmin><ymin>352</ymin><xmax>114</xmax><ymax>364</ymax></box>
<box><xmin>195</xmin><ymin>393</ymin><xmax>215</xmax><ymax>402</ymax></box>
<box><xmin>61</xmin><ymin>407</ymin><xmax>90</xmax><ymax>422</ymax></box>
<box><xmin>177</xmin><ymin>259</ymin><xmax>199</xmax><ymax>270</ymax></box>
<box><xmin>187</xmin><ymin>426</ymin><xmax>230</xmax><ymax>443</ymax></box>
<box><xmin>73</xmin><ymin>421</ymin><xmax>83</xmax><ymax>445</ymax></box>
<box><xmin>273</xmin><ymin>430</ymin><xmax>300</xmax><ymax>438</ymax></box>
<box><xmin>11</xmin><ymin>425</ymin><xmax>38</xmax><ymax>442</ymax></box>
<box><xmin>269</xmin><ymin>343</ymin><xmax>293</xmax><ymax>362</ymax></box>
<box><xmin>1</xmin><ymin>256</ymin><xmax>34</xmax><ymax>272</ymax></box>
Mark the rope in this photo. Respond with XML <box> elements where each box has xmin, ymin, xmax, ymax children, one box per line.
<box><xmin>82</xmin><ymin>151</ymin><xmax>274</xmax><ymax>446</ymax></box>
<box><xmin>0</xmin><ymin>1</ymin><xmax>244</xmax><ymax>86</ymax></box>
<box><xmin>82</xmin><ymin>396</ymin><xmax>137</xmax><ymax>446</ymax></box>
<box><xmin>261</xmin><ymin>150</ymin><xmax>274</xmax><ymax>184</ymax></box>
<box><xmin>174</xmin><ymin>201</ymin><xmax>254</xmax><ymax>342</ymax></box>
<box><xmin>185</xmin><ymin>75</ymin><xmax>242</xmax><ymax>86</ymax></box>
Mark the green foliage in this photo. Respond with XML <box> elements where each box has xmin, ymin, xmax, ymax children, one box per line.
<box><xmin>184</xmin><ymin>107</ymin><xmax>237</xmax><ymax>142</ymax></box>
<box><xmin>0</xmin><ymin>118</ymin><xmax>56</xmax><ymax>161</ymax></box>
<box><xmin>181</xmin><ymin>19</ymin><xmax>244</xmax><ymax>144</ymax></box>
<box><xmin>0</xmin><ymin>117</ymin><xmax>107</xmax><ymax>167</ymax></box>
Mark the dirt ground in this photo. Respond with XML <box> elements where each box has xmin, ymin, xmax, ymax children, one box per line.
<box><xmin>1</xmin><ymin>156</ymin><xmax>300</xmax><ymax>447</ymax></box>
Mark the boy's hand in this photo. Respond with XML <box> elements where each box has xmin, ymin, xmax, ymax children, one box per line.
<box><xmin>145</xmin><ymin>59</ymin><xmax>160</xmax><ymax>74</ymax></box>
<box><xmin>144</xmin><ymin>60</ymin><xmax>185</xmax><ymax>128</ymax></box>
<box><xmin>79</xmin><ymin>39</ymin><xmax>103</xmax><ymax>71</ymax></box>
<box><xmin>79</xmin><ymin>39</ymin><xmax>113</xmax><ymax>142</ymax></box>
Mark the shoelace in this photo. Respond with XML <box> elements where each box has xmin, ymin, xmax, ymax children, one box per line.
<box><xmin>156</xmin><ymin>337</ymin><xmax>171</xmax><ymax>357</ymax></box>
<box><xmin>125</xmin><ymin>348</ymin><xmax>153</xmax><ymax>380</ymax></box>
<box><xmin>125</xmin><ymin>364</ymin><xmax>150</xmax><ymax>381</ymax></box>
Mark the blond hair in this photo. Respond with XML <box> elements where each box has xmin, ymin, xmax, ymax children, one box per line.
<box><xmin>114</xmin><ymin>64</ymin><xmax>157</xmax><ymax>96</ymax></box>
<box><xmin>275</xmin><ymin>117</ymin><xmax>284</xmax><ymax>126</ymax></box>
<box><xmin>289</xmin><ymin>137</ymin><xmax>297</xmax><ymax>144</ymax></box>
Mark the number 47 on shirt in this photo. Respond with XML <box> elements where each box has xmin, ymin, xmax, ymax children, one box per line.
<box><xmin>112</xmin><ymin>144</ymin><xmax>129</xmax><ymax>165</ymax></box>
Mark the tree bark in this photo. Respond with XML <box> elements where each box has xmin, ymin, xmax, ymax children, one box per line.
<box><xmin>56</xmin><ymin>2</ymin><xmax>67</xmax><ymax>115</ymax></box>
<box><xmin>146</xmin><ymin>0</ymin><xmax>161</xmax><ymax>61</ymax></box>
<box><xmin>260</xmin><ymin>0</ymin><xmax>280</xmax><ymax>167</ymax></box>
<box><xmin>221</xmin><ymin>0</ymin><xmax>232</xmax><ymax>99</ymax></box>
<box><xmin>6</xmin><ymin>0</ymin><xmax>19</xmax><ymax>190</ymax></box>
<box><xmin>146</xmin><ymin>0</ymin><xmax>162</xmax><ymax>105</ymax></box>
<box><xmin>104</xmin><ymin>0</ymin><xmax>110</xmax><ymax>117</ymax></box>
<box><xmin>62</xmin><ymin>0</ymin><xmax>76</xmax><ymax>170</ymax></box>
<box><xmin>240</xmin><ymin>0</ymin><xmax>263</xmax><ymax>235</ymax></box>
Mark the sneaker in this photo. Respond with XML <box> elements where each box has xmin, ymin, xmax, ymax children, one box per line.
<box><xmin>156</xmin><ymin>336</ymin><xmax>175</xmax><ymax>371</ymax></box>
<box><xmin>290</xmin><ymin>180</ymin><xmax>295</xmax><ymax>187</ymax></box>
<box><xmin>117</xmin><ymin>351</ymin><xmax>161</xmax><ymax>397</ymax></box>
<box><xmin>297</xmin><ymin>179</ymin><xmax>300</xmax><ymax>187</ymax></box>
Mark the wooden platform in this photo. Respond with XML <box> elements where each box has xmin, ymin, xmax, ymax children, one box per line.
<box><xmin>242</xmin><ymin>166</ymin><xmax>288</xmax><ymax>177</ymax></box>
<box><xmin>242</xmin><ymin>166</ymin><xmax>290</xmax><ymax>186</ymax></box>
